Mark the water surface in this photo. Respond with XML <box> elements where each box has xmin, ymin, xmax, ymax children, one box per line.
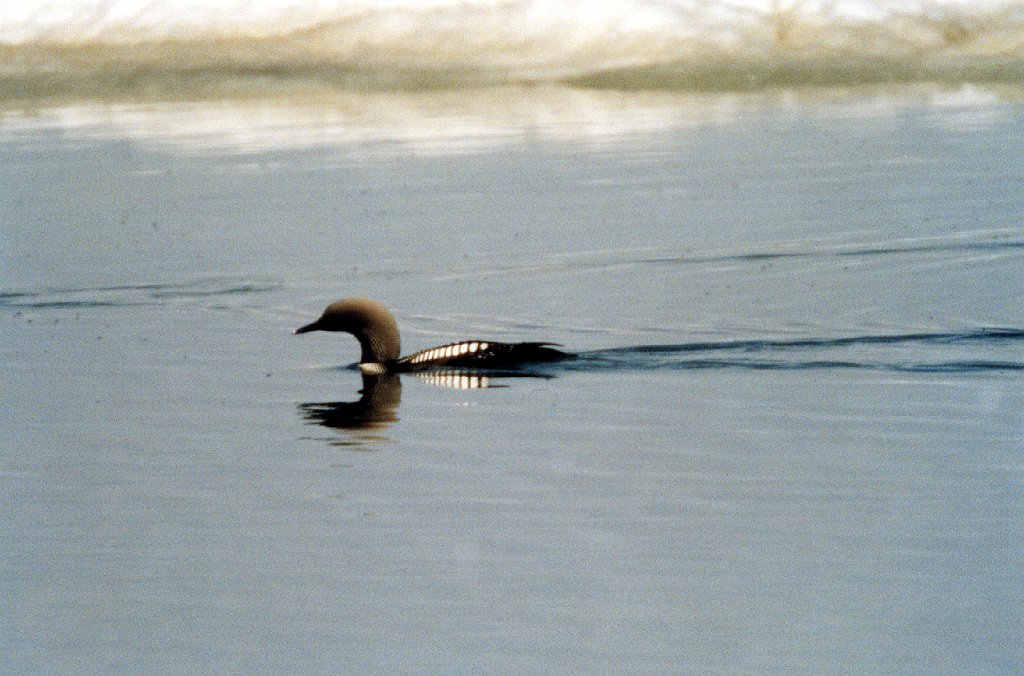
<box><xmin>2</xmin><ymin>88</ymin><xmax>1023</xmax><ymax>671</ymax></box>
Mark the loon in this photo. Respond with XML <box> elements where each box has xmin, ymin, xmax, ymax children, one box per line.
<box><xmin>294</xmin><ymin>297</ymin><xmax>572</xmax><ymax>375</ymax></box>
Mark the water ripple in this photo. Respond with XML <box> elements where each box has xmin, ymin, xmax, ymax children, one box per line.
<box><xmin>564</xmin><ymin>328</ymin><xmax>1024</xmax><ymax>375</ymax></box>
<box><xmin>0</xmin><ymin>279</ymin><xmax>279</xmax><ymax>310</ymax></box>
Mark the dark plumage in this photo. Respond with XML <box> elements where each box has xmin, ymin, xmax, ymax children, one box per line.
<box><xmin>294</xmin><ymin>297</ymin><xmax>572</xmax><ymax>373</ymax></box>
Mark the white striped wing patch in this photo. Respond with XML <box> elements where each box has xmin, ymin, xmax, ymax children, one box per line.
<box><xmin>408</xmin><ymin>341</ymin><xmax>490</xmax><ymax>365</ymax></box>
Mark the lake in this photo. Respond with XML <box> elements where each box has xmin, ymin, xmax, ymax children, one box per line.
<box><xmin>2</xmin><ymin>85</ymin><xmax>1023</xmax><ymax>672</ymax></box>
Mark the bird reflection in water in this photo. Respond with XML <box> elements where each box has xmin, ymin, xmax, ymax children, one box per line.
<box><xmin>410</xmin><ymin>370</ymin><xmax>499</xmax><ymax>389</ymax></box>
<box><xmin>298</xmin><ymin>374</ymin><xmax>402</xmax><ymax>448</ymax></box>
<box><xmin>298</xmin><ymin>369</ymin><xmax>551</xmax><ymax>447</ymax></box>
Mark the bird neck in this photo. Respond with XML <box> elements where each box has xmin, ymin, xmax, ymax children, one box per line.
<box><xmin>355</xmin><ymin>323</ymin><xmax>400</xmax><ymax>364</ymax></box>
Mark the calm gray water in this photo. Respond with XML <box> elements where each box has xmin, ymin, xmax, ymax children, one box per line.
<box><xmin>2</xmin><ymin>89</ymin><xmax>1023</xmax><ymax>672</ymax></box>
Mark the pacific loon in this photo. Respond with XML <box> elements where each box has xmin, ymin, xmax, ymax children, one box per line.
<box><xmin>294</xmin><ymin>297</ymin><xmax>572</xmax><ymax>374</ymax></box>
